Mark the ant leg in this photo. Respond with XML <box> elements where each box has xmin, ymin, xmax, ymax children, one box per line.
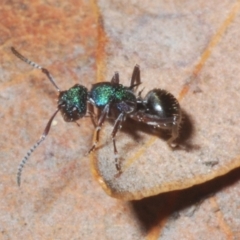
<box><xmin>167</xmin><ymin>115</ymin><xmax>181</xmax><ymax>148</ymax></box>
<box><xmin>137</xmin><ymin>87</ymin><xmax>145</xmax><ymax>100</ymax></box>
<box><xmin>88</xmin><ymin>104</ymin><xmax>110</xmax><ymax>153</ymax></box>
<box><xmin>11</xmin><ymin>47</ymin><xmax>60</xmax><ymax>91</ymax></box>
<box><xmin>111</xmin><ymin>72</ymin><xmax>119</xmax><ymax>84</ymax></box>
<box><xmin>130</xmin><ymin>112</ymin><xmax>181</xmax><ymax>147</ymax></box>
<box><xmin>111</xmin><ymin>113</ymin><xmax>125</xmax><ymax>173</ymax></box>
<box><xmin>17</xmin><ymin>108</ymin><xmax>60</xmax><ymax>186</ymax></box>
<box><xmin>130</xmin><ymin>64</ymin><xmax>141</xmax><ymax>90</ymax></box>
<box><xmin>167</xmin><ymin>125</ymin><xmax>179</xmax><ymax>147</ymax></box>
<box><xmin>75</xmin><ymin>122</ymin><xmax>81</xmax><ymax>127</ymax></box>
<box><xmin>87</xmin><ymin>103</ymin><xmax>97</xmax><ymax>127</ymax></box>
<box><xmin>130</xmin><ymin>112</ymin><xmax>176</xmax><ymax>125</ymax></box>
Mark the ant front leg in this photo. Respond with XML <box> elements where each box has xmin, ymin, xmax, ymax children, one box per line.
<box><xmin>88</xmin><ymin>104</ymin><xmax>110</xmax><ymax>153</ymax></box>
<box><xmin>87</xmin><ymin>102</ymin><xmax>97</xmax><ymax>127</ymax></box>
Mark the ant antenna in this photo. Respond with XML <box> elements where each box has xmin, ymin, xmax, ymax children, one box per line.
<box><xmin>17</xmin><ymin>108</ymin><xmax>60</xmax><ymax>186</ymax></box>
<box><xmin>11</xmin><ymin>47</ymin><xmax>61</xmax><ymax>92</ymax></box>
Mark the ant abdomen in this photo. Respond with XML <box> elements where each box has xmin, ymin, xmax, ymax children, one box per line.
<box><xmin>131</xmin><ymin>88</ymin><xmax>182</xmax><ymax>147</ymax></box>
<box><xmin>144</xmin><ymin>89</ymin><xmax>181</xmax><ymax>120</ymax></box>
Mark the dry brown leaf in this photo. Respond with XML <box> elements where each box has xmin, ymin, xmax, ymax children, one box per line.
<box><xmin>91</xmin><ymin>0</ymin><xmax>240</xmax><ymax>201</ymax></box>
<box><xmin>1</xmin><ymin>1</ymin><xmax>240</xmax><ymax>239</ymax></box>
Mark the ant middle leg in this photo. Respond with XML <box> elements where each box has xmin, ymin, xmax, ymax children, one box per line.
<box><xmin>111</xmin><ymin>72</ymin><xmax>120</xmax><ymax>84</ymax></box>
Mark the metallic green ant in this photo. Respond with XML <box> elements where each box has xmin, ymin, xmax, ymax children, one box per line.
<box><xmin>12</xmin><ymin>47</ymin><xmax>181</xmax><ymax>186</ymax></box>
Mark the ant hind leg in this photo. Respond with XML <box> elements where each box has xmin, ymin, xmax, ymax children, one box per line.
<box><xmin>167</xmin><ymin>115</ymin><xmax>181</xmax><ymax>148</ymax></box>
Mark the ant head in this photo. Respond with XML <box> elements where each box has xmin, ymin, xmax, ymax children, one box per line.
<box><xmin>58</xmin><ymin>84</ymin><xmax>88</xmax><ymax>122</ymax></box>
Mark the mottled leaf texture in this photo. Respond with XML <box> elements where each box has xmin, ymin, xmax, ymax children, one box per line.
<box><xmin>1</xmin><ymin>0</ymin><xmax>240</xmax><ymax>239</ymax></box>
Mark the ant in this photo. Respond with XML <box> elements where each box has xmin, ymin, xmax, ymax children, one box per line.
<box><xmin>12</xmin><ymin>47</ymin><xmax>181</xmax><ymax>186</ymax></box>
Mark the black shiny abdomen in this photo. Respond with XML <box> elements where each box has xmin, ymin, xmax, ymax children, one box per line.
<box><xmin>144</xmin><ymin>89</ymin><xmax>180</xmax><ymax>118</ymax></box>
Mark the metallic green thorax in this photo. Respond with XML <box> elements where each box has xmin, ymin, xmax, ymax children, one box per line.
<box><xmin>58</xmin><ymin>84</ymin><xmax>88</xmax><ymax>122</ymax></box>
<box><xmin>90</xmin><ymin>83</ymin><xmax>114</xmax><ymax>107</ymax></box>
<box><xmin>89</xmin><ymin>82</ymin><xmax>136</xmax><ymax>108</ymax></box>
